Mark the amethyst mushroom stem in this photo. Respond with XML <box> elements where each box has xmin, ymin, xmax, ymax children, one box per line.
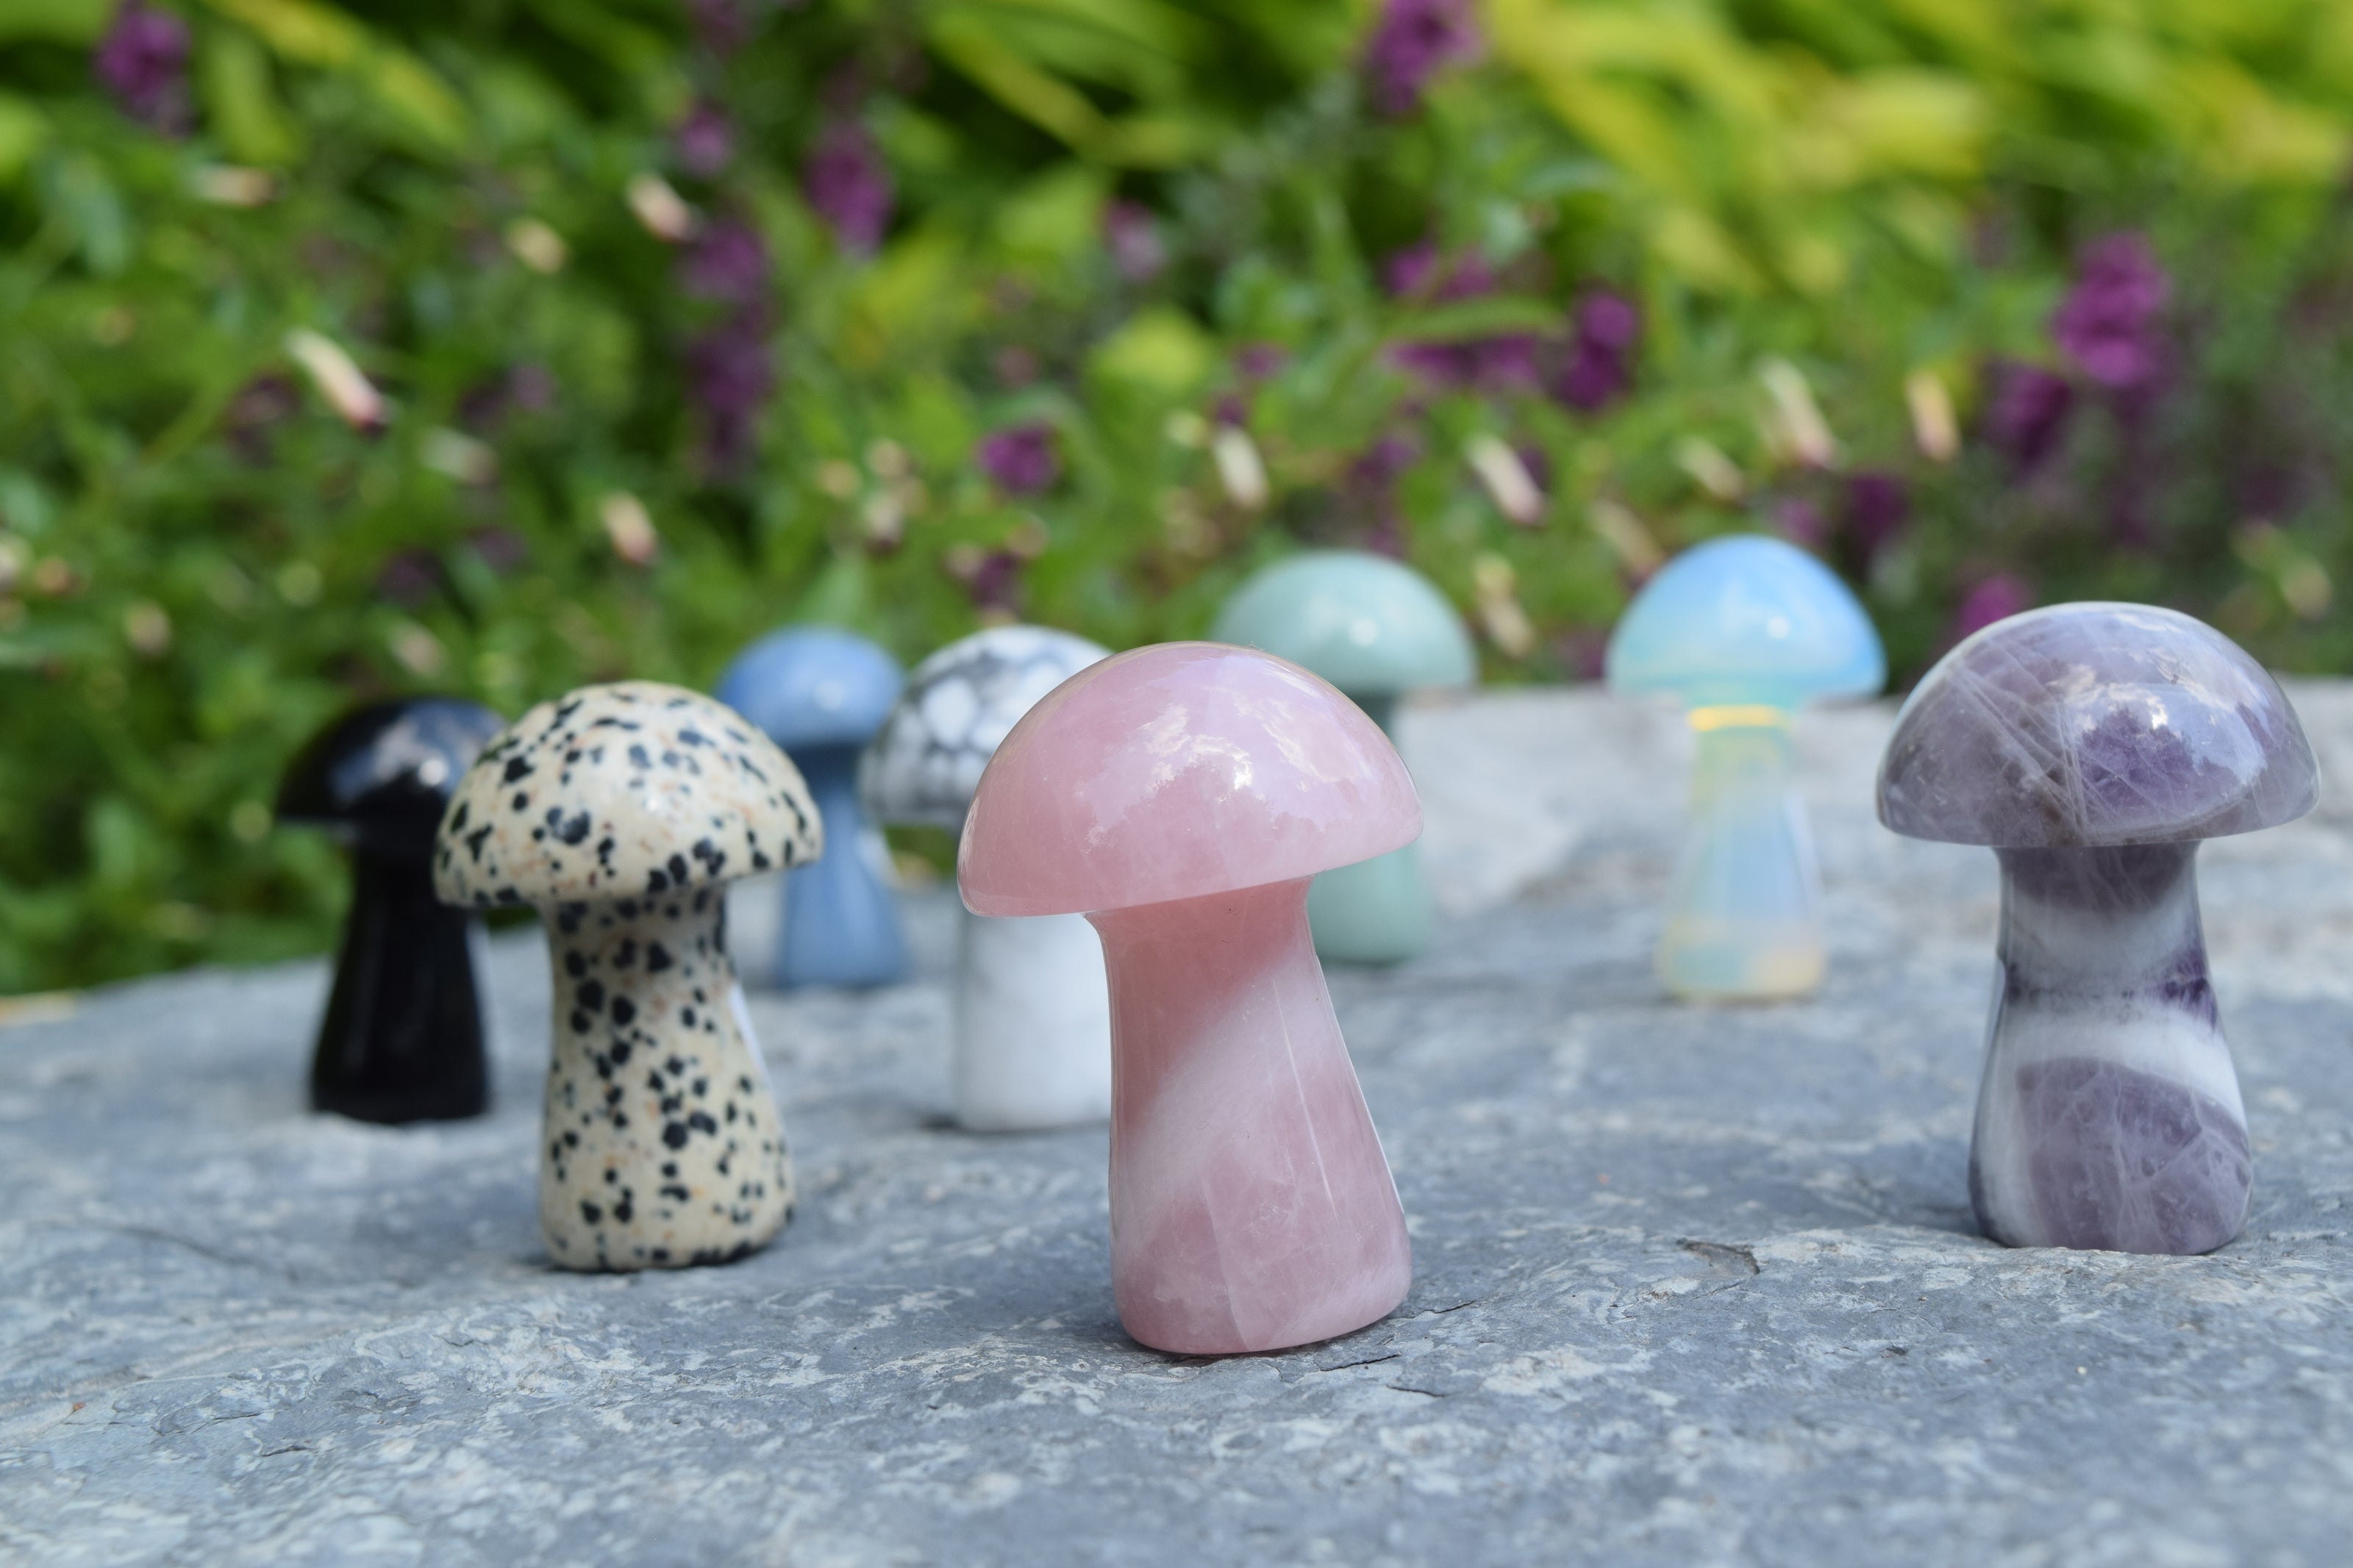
<box><xmin>1877</xmin><ymin>604</ymin><xmax>2318</xmax><ymax>1255</ymax></box>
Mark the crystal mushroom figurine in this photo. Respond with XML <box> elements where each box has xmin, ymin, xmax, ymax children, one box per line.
<box><xmin>276</xmin><ymin>697</ymin><xmax>504</xmax><ymax>1123</ymax></box>
<box><xmin>1877</xmin><ymin>603</ymin><xmax>2318</xmax><ymax>1255</ymax></box>
<box><xmin>959</xmin><ymin>642</ymin><xmax>1417</xmax><ymax>1354</ymax></box>
<box><xmin>433</xmin><ymin>682</ymin><xmax>818</xmax><ymax>1270</ymax></box>
<box><xmin>717</xmin><ymin>627</ymin><xmax>908</xmax><ymax>989</ymax></box>
<box><xmin>1211</xmin><ymin>550</ymin><xmax>1476</xmax><ymax>964</ymax></box>
<box><xmin>1606</xmin><ymin>535</ymin><xmax>1884</xmax><ymax>999</ymax></box>
<box><xmin>860</xmin><ymin>625</ymin><xmax>1115</xmax><ymax>1131</ymax></box>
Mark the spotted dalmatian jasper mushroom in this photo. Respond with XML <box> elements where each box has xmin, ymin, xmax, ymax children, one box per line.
<box><xmin>433</xmin><ymin>681</ymin><xmax>820</xmax><ymax>1271</ymax></box>
<box><xmin>860</xmin><ymin>626</ymin><xmax>1113</xmax><ymax>1131</ymax></box>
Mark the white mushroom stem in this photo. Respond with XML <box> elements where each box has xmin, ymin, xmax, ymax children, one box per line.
<box><xmin>1968</xmin><ymin>843</ymin><xmax>2249</xmax><ymax>1256</ymax></box>
<box><xmin>952</xmin><ymin>907</ymin><xmax>1111</xmax><ymax>1131</ymax></box>
<box><xmin>1658</xmin><ymin>712</ymin><xmax>1822</xmax><ymax>998</ymax></box>
<box><xmin>538</xmin><ymin>887</ymin><xmax>793</xmax><ymax>1272</ymax></box>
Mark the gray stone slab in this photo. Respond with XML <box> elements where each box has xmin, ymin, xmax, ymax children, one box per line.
<box><xmin>6</xmin><ymin>684</ymin><xmax>2353</xmax><ymax>1567</ymax></box>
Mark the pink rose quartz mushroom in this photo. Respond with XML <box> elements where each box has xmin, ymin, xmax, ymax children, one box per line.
<box><xmin>957</xmin><ymin>642</ymin><xmax>1419</xmax><ymax>1354</ymax></box>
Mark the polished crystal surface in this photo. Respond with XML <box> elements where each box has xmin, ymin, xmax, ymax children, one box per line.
<box><xmin>860</xmin><ymin>625</ymin><xmax>1110</xmax><ymax>833</ymax></box>
<box><xmin>960</xmin><ymin>642</ymin><xmax>1421</xmax><ymax>920</ymax></box>
<box><xmin>957</xmin><ymin>642</ymin><xmax>1418</xmax><ymax>1353</ymax></box>
<box><xmin>435</xmin><ymin>683</ymin><xmax>817</xmax><ymax>1270</ymax></box>
<box><xmin>863</xmin><ymin>625</ymin><xmax>1114</xmax><ymax>1131</ymax></box>
<box><xmin>1878</xmin><ymin>602</ymin><xmax>2319</xmax><ymax>848</ymax></box>
<box><xmin>1607</xmin><ymin>534</ymin><xmax>1885</xmax><ymax>712</ymax></box>
<box><xmin>1607</xmin><ymin>537</ymin><xmax>1882</xmax><ymax>999</ymax></box>
<box><xmin>1968</xmin><ymin>843</ymin><xmax>2251</xmax><ymax>1254</ymax></box>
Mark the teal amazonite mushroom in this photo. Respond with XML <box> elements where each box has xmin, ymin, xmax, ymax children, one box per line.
<box><xmin>1212</xmin><ymin>550</ymin><xmax>1476</xmax><ymax>963</ymax></box>
<box><xmin>1607</xmin><ymin>534</ymin><xmax>1883</xmax><ymax>1000</ymax></box>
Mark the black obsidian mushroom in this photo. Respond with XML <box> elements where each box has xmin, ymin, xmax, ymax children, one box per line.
<box><xmin>277</xmin><ymin>698</ymin><xmax>506</xmax><ymax>1123</ymax></box>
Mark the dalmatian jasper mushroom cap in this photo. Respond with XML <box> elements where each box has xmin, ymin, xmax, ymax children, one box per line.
<box><xmin>860</xmin><ymin>625</ymin><xmax>1111</xmax><ymax>831</ymax></box>
<box><xmin>434</xmin><ymin>681</ymin><xmax>821</xmax><ymax>909</ymax></box>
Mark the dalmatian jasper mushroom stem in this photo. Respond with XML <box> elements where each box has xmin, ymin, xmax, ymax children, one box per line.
<box><xmin>435</xmin><ymin>681</ymin><xmax>821</xmax><ymax>1272</ymax></box>
<box><xmin>542</xmin><ymin>889</ymin><xmax>791</xmax><ymax>1269</ymax></box>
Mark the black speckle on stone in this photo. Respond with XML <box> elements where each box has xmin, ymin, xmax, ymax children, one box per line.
<box><xmin>578</xmin><ymin>979</ymin><xmax>606</xmax><ymax>1013</ymax></box>
<box><xmin>628</xmin><ymin>743</ymin><xmax>652</xmax><ymax>770</ymax></box>
<box><xmin>688</xmin><ymin>1110</ymin><xmax>718</xmax><ymax>1135</ymax></box>
<box><xmin>511</xmin><ymin>791</ymin><xmax>531</xmax><ymax>812</ymax></box>
<box><xmin>663</xmin><ymin>1123</ymin><xmax>690</xmax><ymax>1150</ymax></box>
<box><xmin>610</xmin><ymin>1039</ymin><xmax>632</xmax><ymax>1065</ymax></box>
<box><xmin>564</xmin><ymin>951</ymin><xmax>588</xmax><ymax>978</ymax></box>
<box><xmin>613</xmin><ymin>1198</ymin><xmax>634</xmax><ymax>1223</ymax></box>
<box><xmin>464</xmin><ymin>825</ymin><xmax>493</xmax><ymax>862</ymax></box>
<box><xmin>503</xmin><ymin>756</ymin><xmax>535</xmax><ymax>783</ymax></box>
<box><xmin>612</xmin><ymin>996</ymin><xmax>637</xmax><ymax>1026</ymax></box>
<box><xmin>646</xmin><ymin>943</ymin><xmax>674</xmax><ymax>973</ymax></box>
<box><xmin>580</xmin><ymin>1201</ymin><xmax>602</xmax><ymax>1224</ymax></box>
<box><xmin>668</xmin><ymin>853</ymin><xmax>689</xmax><ymax>885</ymax></box>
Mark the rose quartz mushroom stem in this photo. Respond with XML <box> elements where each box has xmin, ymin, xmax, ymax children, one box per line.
<box><xmin>1092</xmin><ymin>878</ymin><xmax>1411</xmax><ymax>1355</ymax></box>
<box><xmin>958</xmin><ymin>641</ymin><xmax>1421</xmax><ymax>1355</ymax></box>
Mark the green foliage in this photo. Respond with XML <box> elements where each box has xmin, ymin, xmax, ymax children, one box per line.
<box><xmin>3</xmin><ymin>0</ymin><xmax>2353</xmax><ymax>992</ymax></box>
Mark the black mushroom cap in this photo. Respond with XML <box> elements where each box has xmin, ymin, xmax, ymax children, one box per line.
<box><xmin>1877</xmin><ymin>603</ymin><xmax>2320</xmax><ymax>849</ymax></box>
<box><xmin>278</xmin><ymin>698</ymin><xmax>507</xmax><ymax>856</ymax></box>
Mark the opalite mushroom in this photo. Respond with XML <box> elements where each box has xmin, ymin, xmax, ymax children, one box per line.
<box><xmin>860</xmin><ymin>625</ymin><xmax>1113</xmax><ymax>1131</ymax></box>
<box><xmin>960</xmin><ymin>642</ymin><xmax>1417</xmax><ymax>1354</ymax></box>
<box><xmin>717</xmin><ymin>628</ymin><xmax>908</xmax><ymax>989</ymax></box>
<box><xmin>1878</xmin><ymin>602</ymin><xmax>2318</xmax><ymax>1255</ymax></box>
<box><xmin>277</xmin><ymin>697</ymin><xmax>504</xmax><ymax>1123</ymax></box>
<box><xmin>1607</xmin><ymin>536</ymin><xmax>1883</xmax><ymax>999</ymax></box>
<box><xmin>1211</xmin><ymin>550</ymin><xmax>1475</xmax><ymax>964</ymax></box>
<box><xmin>434</xmin><ymin>682</ymin><xmax>818</xmax><ymax>1271</ymax></box>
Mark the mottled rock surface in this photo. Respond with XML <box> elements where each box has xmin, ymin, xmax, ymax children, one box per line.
<box><xmin>9</xmin><ymin>684</ymin><xmax>2353</xmax><ymax>1567</ymax></box>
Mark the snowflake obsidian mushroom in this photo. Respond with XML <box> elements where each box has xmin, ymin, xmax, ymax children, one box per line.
<box><xmin>1607</xmin><ymin>535</ymin><xmax>1884</xmax><ymax>999</ymax></box>
<box><xmin>1211</xmin><ymin>550</ymin><xmax>1475</xmax><ymax>964</ymax></box>
<box><xmin>1878</xmin><ymin>604</ymin><xmax>2318</xmax><ymax>1256</ymax></box>
<box><xmin>434</xmin><ymin>682</ymin><xmax>818</xmax><ymax>1271</ymax></box>
<box><xmin>860</xmin><ymin>625</ymin><xmax>1113</xmax><ymax>1131</ymax></box>
<box><xmin>959</xmin><ymin>642</ymin><xmax>1418</xmax><ymax>1355</ymax></box>
<box><xmin>718</xmin><ymin>628</ymin><xmax>907</xmax><ymax>989</ymax></box>
<box><xmin>277</xmin><ymin>697</ymin><xmax>504</xmax><ymax>1123</ymax></box>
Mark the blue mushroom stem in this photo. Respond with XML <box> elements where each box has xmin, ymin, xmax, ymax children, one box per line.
<box><xmin>1658</xmin><ymin>706</ymin><xmax>1824</xmax><ymax>999</ymax></box>
<box><xmin>779</xmin><ymin>745</ymin><xmax>910</xmax><ymax>989</ymax></box>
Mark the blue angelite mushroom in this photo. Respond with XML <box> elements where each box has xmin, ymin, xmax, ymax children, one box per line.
<box><xmin>1606</xmin><ymin>535</ymin><xmax>1885</xmax><ymax>1000</ymax></box>
<box><xmin>718</xmin><ymin>627</ymin><xmax>909</xmax><ymax>989</ymax></box>
<box><xmin>1877</xmin><ymin>602</ymin><xmax>2317</xmax><ymax>1256</ymax></box>
<box><xmin>1212</xmin><ymin>551</ymin><xmax>1477</xmax><ymax>964</ymax></box>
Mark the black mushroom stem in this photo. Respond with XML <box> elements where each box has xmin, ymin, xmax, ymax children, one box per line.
<box><xmin>278</xmin><ymin>698</ymin><xmax>504</xmax><ymax>1124</ymax></box>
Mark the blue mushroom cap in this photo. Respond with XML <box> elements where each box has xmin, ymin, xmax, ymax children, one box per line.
<box><xmin>716</xmin><ymin>627</ymin><xmax>904</xmax><ymax>751</ymax></box>
<box><xmin>1607</xmin><ymin>535</ymin><xmax>1884</xmax><ymax>711</ymax></box>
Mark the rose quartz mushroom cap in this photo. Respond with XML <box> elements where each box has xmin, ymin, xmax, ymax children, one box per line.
<box><xmin>957</xmin><ymin>642</ymin><xmax>1422</xmax><ymax>918</ymax></box>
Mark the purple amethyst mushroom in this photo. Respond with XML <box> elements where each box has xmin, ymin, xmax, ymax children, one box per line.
<box><xmin>1877</xmin><ymin>603</ymin><xmax>2319</xmax><ymax>1256</ymax></box>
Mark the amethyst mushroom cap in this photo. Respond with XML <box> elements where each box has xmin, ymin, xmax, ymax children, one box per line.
<box><xmin>1876</xmin><ymin>603</ymin><xmax>2318</xmax><ymax>1256</ymax></box>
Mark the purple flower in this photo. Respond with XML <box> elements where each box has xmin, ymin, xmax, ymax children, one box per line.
<box><xmin>804</xmin><ymin>121</ymin><xmax>893</xmax><ymax>255</ymax></box>
<box><xmin>1953</xmin><ymin>574</ymin><xmax>2034</xmax><ymax>641</ymax></box>
<box><xmin>2052</xmin><ymin>234</ymin><xmax>2170</xmax><ymax>391</ymax></box>
<box><xmin>1363</xmin><ymin>0</ymin><xmax>1481</xmax><ymax>117</ymax></box>
<box><xmin>1844</xmin><ymin>470</ymin><xmax>1910</xmax><ymax>565</ymax></box>
<box><xmin>1982</xmin><ymin>360</ymin><xmax>2074</xmax><ymax>476</ymax></box>
<box><xmin>376</xmin><ymin>550</ymin><xmax>443</xmax><ymax>610</ymax></box>
<box><xmin>1235</xmin><ymin>343</ymin><xmax>1290</xmax><ymax>382</ymax></box>
<box><xmin>1553</xmin><ymin>288</ymin><xmax>1640</xmax><ymax>413</ymax></box>
<box><xmin>687</xmin><ymin>0</ymin><xmax>760</xmax><ymax>54</ymax></box>
<box><xmin>674</xmin><ymin>99</ymin><xmax>735</xmax><ymax>179</ymax></box>
<box><xmin>976</xmin><ymin>423</ymin><xmax>1060</xmax><ymax>495</ymax></box>
<box><xmin>1774</xmin><ymin>497</ymin><xmax>1829</xmax><ymax>551</ymax></box>
<box><xmin>1382</xmin><ymin>241</ymin><xmax>1492</xmax><ymax>301</ymax></box>
<box><xmin>94</xmin><ymin>1</ymin><xmax>190</xmax><ymax>135</ymax></box>
<box><xmin>967</xmin><ymin>550</ymin><xmax>1024</xmax><ymax>615</ymax></box>
<box><xmin>679</xmin><ymin>218</ymin><xmax>769</xmax><ymax>304</ymax></box>
<box><xmin>221</xmin><ymin>374</ymin><xmax>298</xmax><ymax>463</ymax></box>
<box><xmin>685</xmin><ymin>313</ymin><xmax>775</xmax><ymax>470</ymax></box>
<box><xmin>467</xmin><ymin>526</ymin><xmax>530</xmax><ymax>576</ymax></box>
<box><xmin>1104</xmin><ymin>201</ymin><xmax>1167</xmax><ymax>283</ymax></box>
